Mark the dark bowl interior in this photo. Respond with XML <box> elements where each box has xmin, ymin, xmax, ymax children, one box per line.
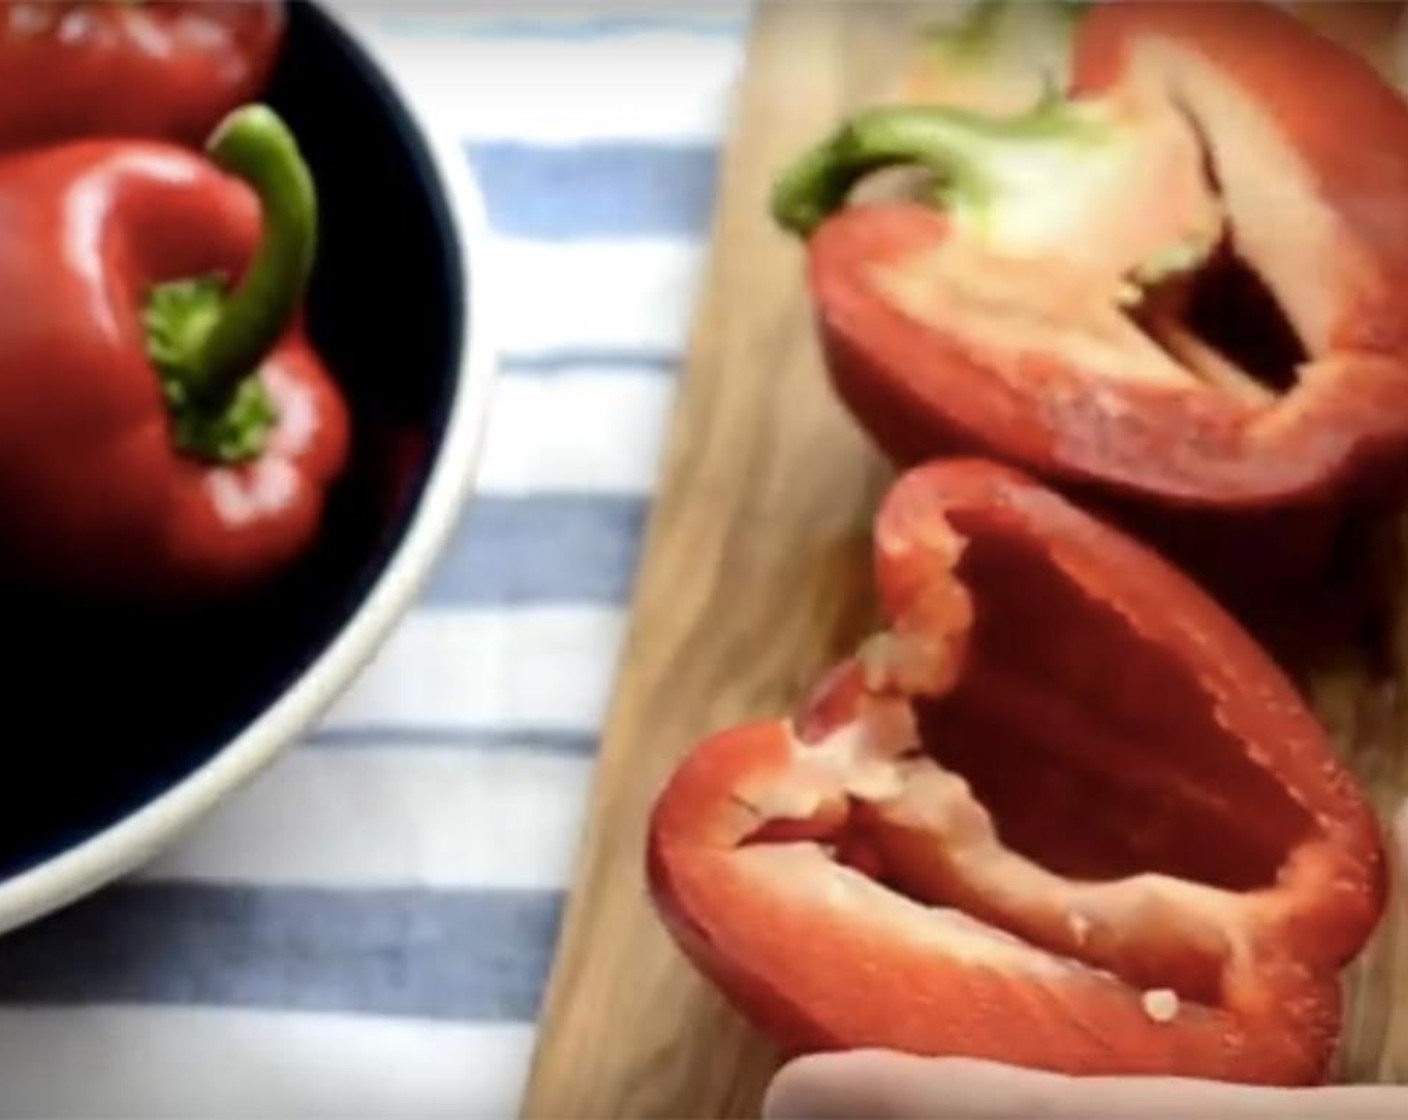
<box><xmin>0</xmin><ymin>3</ymin><xmax>465</xmax><ymax>880</ymax></box>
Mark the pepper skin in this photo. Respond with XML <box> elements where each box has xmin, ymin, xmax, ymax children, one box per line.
<box><xmin>773</xmin><ymin>1</ymin><xmax>1408</xmax><ymax>589</ymax></box>
<box><xmin>0</xmin><ymin>105</ymin><xmax>348</xmax><ymax>600</ymax></box>
<box><xmin>647</xmin><ymin>459</ymin><xmax>1387</xmax><ymax>1086</ymax></box>
<box><xmin>0</xmin><ymin>3</ymin><xmax>284</xmax><ymax>150</ymax></box>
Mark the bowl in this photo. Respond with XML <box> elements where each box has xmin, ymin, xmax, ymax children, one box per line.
<box><xmin>0</xmin><ymin>2</ymin><xmax>495</xmax><ymax>934</ymax></box>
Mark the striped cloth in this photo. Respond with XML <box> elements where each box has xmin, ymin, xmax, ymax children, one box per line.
<box><xmin>0</xmin><ymin>8</ymin><xmax>747</xmax><ymax>1118</ymax></box>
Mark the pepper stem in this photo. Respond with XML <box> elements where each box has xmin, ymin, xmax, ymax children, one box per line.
<box><xmin>145</xmin><ymin>104</ymin><xmax>318</xmax><ymax>463</ymax></box>
<box><xmin>771</xmin><ymin>98</ymin><xmax>1103</xmax><ymax>238</ymax></box>
<box><xmin>195</xmin><ymin>104</ymin><xmax>317</xmax><ymax>401</ymax></box>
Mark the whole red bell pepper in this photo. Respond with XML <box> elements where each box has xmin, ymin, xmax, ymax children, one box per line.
<box><xmin>0</xmin><ymin>104</ymin><xmax>348</xmax><ymax>599</ymax></box>
<box><xmin>648</xmin><ymin>459</ymin><xmax>1387</xmax><ymax>1086</ymax></box>
<box><xmin>772</xmin><ymin>0</ymin><xmax>1408</xmax><ymax>588</ymax></box>
<box><xmin>0</xmin><ymin>2</ymin><xmax>285</xmax><ymax>150</ymax></box>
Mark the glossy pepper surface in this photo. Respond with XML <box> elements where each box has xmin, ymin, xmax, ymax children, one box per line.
<box><xmin>773</xmin><ymin>1</ymin><xmax>1408</xmax><ymax>550</ymax></box>
<box><xmin>0</xmin><ymin>105</ymin><xmax>348</xmax><ymax>599</ymax></box>
<box><xmin>648</xmin><ymin>459</ymin><xmax>1387</xmax><ymax>1085</ymax></box>
<box><xmin>0</xmin><ymin>2</ymin><xmax>284</xmax><ymax>150</ymax></box>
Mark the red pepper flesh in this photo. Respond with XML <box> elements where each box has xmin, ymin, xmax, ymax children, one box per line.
<box><xmin>647</xmin><ymin>459</ymin><xmax>1387</xmax><ymax>1085</ymax></box>
<box><xmin>0</xmin><ymin>106</ymin><xmax>348</xmax><ymax>599</ymax></box>
<box><xmin>0</xmin><ymin>2</ymin><xmax>285</xmax><ymax>150</ymax></box>
<box><xmin>776</xmin><ymin>2</ymin><xmax>1408</xmax><ymax>575</ymax></box>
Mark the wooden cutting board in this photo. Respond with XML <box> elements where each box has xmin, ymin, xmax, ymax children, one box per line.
<box><xmin>522</xmin><ymin>4</ymin><xmax>1408</xmax><ymax>1116</ymax></box>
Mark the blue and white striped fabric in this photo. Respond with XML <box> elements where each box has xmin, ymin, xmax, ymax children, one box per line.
<box><xmin>0</xmin><ymin>8</ymin><xmax>748</xmax><ymax>1118</ymax></box>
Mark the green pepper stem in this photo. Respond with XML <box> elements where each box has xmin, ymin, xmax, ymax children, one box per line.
<box><xmin>771</xmin><ymin>99</ymin><xmax>1100</xmax><ymax>238</ymax></box>
<box><xmin>142</xmin><ymin>104</ymin><xmax>316</xmax><ymax>464</ymax></box>
<box><xmin>189</xmin><ymin>103</ymin><xmax>318</xmax><ymax>404</ymax></box>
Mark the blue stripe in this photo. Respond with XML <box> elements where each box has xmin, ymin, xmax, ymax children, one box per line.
<box><xmin>470</xmin><ymin>142</ymin><xmax>719</xmax><ymax>240</ymax></box>
<box><xmin>426</xmin><ymin>494</ymin><xmax>649</xmax><ymax>606</ymax></box>
<box><xmin>501</xmin><ymin>347</ymin><xmax>680</xmax><ymax>376</ymax></box>
<box><xmin>383</xmin><ymin>14</ymin><xmax>747</xmax><ymax>39</ymax></box>
<box><xmin>0</xmin><ymin>885</ymin><xmax>562</xmax><ymax>1023</ymax></box>
<box><xmin>305</xmin><ymin>726</ymin><xmax>599</xmax><ymax>755</ymax></box>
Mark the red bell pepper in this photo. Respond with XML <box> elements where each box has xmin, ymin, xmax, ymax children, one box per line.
<box><xmin>772</xmin><ymin>1</ymin><xmax>1408</xmax><ymax>586</ymax></box>
<box><xmin>0</xmin><ymin>104</ymin><xmax>348</xmax><ymax>599</ymax></box>
<box><xmin>0</xmin><ymin>2</ymin><xmax>285</xmax><ymax>150</ymax></box>
<box><xmin>648</xmin><ymin>459</ymin><xmax>1387</xmax><ymax>1086</ymax></box>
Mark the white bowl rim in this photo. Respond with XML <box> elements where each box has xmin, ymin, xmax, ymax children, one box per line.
<box><xmin>0</xmin><ymin>8</ymin><xmax>500</xmax><ymax>936</ymax></box>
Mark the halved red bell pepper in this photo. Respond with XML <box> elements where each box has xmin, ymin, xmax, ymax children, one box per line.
<box><xmin>773</xmin><ymin>1</ymin><xmax>1408</xmax><ymax>586</ymax></box>
<box><xmin>0</xmin><ymin>2</ymin><xmax>285</xmax><ymax>150</ymax></box>
<box><xmin>0</xmin><ymin>104</ymin><xmax>348</xmax><ymax>600</ymax></box>
<box><xmin>647</xmin><ymin>459</ymin><xmax>1387</xmax><ymax>1085</ymax></box>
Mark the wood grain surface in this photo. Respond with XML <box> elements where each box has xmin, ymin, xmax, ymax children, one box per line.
<box><xmin>522</xmin><ymin>4</ymin><xmax>1408</xmax><ymax>1116</ymax></box>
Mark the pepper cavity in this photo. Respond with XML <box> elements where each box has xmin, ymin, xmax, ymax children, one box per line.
<box><xmin>773</xmin><ymin>0</ymin><xmax>1408</xmax><ymax>534</ymax></box>
<box><xmin>647</xmin><ymin>460</ymin><xmax>1386</xmax><ymax>1084</ymax></box>
<box><xmin>773</xmin><ymin>26</ymin><xmax>1320</xmax><ymax>410</ymax></box>
<box><xmin>740</xmin><ymin>504</ymin><xmax>1312</xmax><ymax>1010</ymax></box>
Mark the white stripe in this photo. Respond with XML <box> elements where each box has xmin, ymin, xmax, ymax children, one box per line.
<box><xmin>477</xmin><ymin>370</ymin><xmax>674</xmax><ymax>495</ymax></box>
<box><xmin>319</xmin><ymin>606</ymin><xmax>625</xmax><ymax>733</ymax></box>
<box><xmin>0</xmin><ymin>1007</ymin><xmax>532</xmax><ymax>1120</ymax></box>
<box><xmin>139</xmin><ymin>746</ymin><xmax>592</xmax><ymax>890</ymax></box>
<box><xmin>346</xmin><ymin>20</ymin><xmax>743</xmax><ymax>144</ymax></box>
<box><xmin>494</xmin><ymin>237</ymin><xmax>706</xmax><ymax>355</ymax></box>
